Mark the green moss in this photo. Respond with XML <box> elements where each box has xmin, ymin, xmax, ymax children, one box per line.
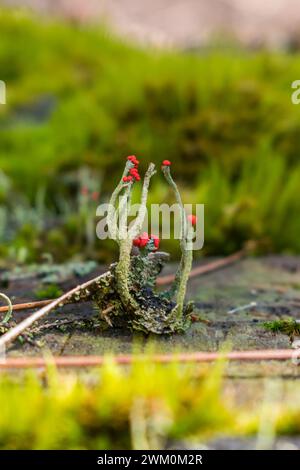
<box><xmin>34</xmin><ymin>284</ymin><xmax>63</xmax><ymax>300</ymax></box>
<box><xmin>1</xmin><ymin>358</ymin><xmax>300</xmax><ymax>448</ymax></box>
<box><xmin>262</xmin><ymin>318</ymin><xmax>300</xmax><ymax>339</ymax></box>
<box><xmin>0</xmin><ymin>359</ymin><xmax>231</xmax><ymax>449</ymax></box>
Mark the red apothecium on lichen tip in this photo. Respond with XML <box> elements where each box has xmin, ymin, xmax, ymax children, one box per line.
<box><xmin>125</xmin><ymin>158</ymin><xmax>141</xmax><ymax>182</ymax></box>
<box><xmin>133</xmin><ymin>237</ymin><xmax>141</xmax><ymax>247</ymax></box>
<box><xmin>150</xmin><ymin>234</ymin><xmax>160</xmax><ymax>250</ymax></box>
<box><xmin>162</xmin><ymin>160</ymin><xmax>171</xmax><ymax>167</ymax></box>
<box><xmin>123</xmin><ymin>175</ymin><xmax>134</xmax><ymax>183</ymax></box>
<box><xmin>129</xmin><ymin>169</ymin><xmax>139</xmax><ymax>179</ymax></box>
<box><xmin>139</xmin><ymin>232</ymin><xmax>149</xmax><ymax>248</ymax></box>
<box><xmin>127</xmin><ymin>155</ymin><xmax>139</xmax><ymax>166</ymax></box>
<box><xmin>187</xmin><ymin>214</ymin><xmax>197</xmax><ymax>226</ymax></box>
<box><xmin>133</xmin><ymin>233</ymin><xmax>160</xmax><ymax>251</ymax></box>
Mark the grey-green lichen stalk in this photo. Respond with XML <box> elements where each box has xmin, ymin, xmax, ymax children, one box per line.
<box><xmin>0</xmin><ymin>292</ymin><xmax>13</xmax><ymax>324</ymax></box>
<box><xmin>107</xmin><ymin>157</ymin><xmax>156</xmax><ymax>311</ymax></box>
<box><xmin>162</xmin><ymin>161</ymin><xmax>195</xmax><ymax>322</ymax></box>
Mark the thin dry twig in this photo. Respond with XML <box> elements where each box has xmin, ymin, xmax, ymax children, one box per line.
<box><xmin>0</xmin><ymin>299</ymin><xmax>52</xmax><ymax>313</ymax></box>
<box><xmin>156</xmin><ymin>250</ymin><xmax>245</xmax><ymax>285</ymax></box>
<box><xmin>0</xmin><ymin>348</ymin><xmax>298</xmax><ymax>370</ymax></box>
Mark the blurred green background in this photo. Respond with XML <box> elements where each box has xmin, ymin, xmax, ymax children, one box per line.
<box><xmin>1</xmin><ymin>8</ymin><xmax>300</xmax><ymax>265</ymax></box>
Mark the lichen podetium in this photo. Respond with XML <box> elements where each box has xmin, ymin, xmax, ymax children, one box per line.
<box><xmin>161</xmin><ymin>161</ymin><xmax>196</xmax><ymax>323</ymax></box>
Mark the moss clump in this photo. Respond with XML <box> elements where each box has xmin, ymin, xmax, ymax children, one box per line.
<box><xmin>34</xmin><ymin>284</ymin><xmax>63</xmax><ymax>300</ymax></box>
<box><xmin>0</xmin><ymin>359</ymin><xmax>231</xmax><ymax>450</ymax></box>
<box><xmin>263</xmin><ymin>318</ymin><xmax>300</xmax><ymax>339</ymax></box>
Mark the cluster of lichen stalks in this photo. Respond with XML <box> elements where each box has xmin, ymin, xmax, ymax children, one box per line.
<box><xmin>88</xmin><ymin>156</ymin><xmax>196</xmax><ymax>335</ymax></box>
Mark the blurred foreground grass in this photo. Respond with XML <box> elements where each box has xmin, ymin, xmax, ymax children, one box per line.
<box><xmin>1</xmin><ymin>9</ymin><xmax>300</xmax><ymax>264</ymax></box>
